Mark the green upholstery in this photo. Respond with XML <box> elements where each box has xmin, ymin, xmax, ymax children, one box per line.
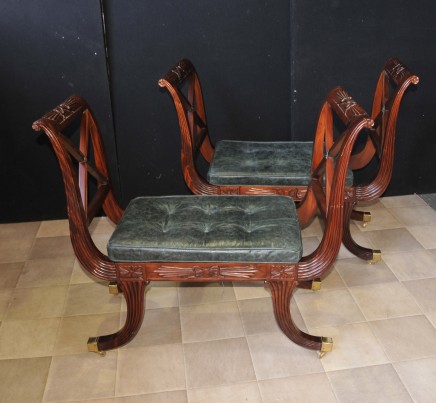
<box><xmin>108</xmin><ymin>195</ymin><xmax>302</xmax><ymax>263</ymax></box>
<box><xmin>208</xmin><ymin>140</ymin><xmax>354</xmax><ymax>187</ymax></box>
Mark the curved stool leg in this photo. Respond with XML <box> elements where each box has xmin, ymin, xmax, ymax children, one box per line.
<box><xmin>342</xmin><ymin>200</ymin><xmax>381</xmax><ymax>263</ymax></box>
<box><xmin>267</xmin><ymin>280</ymin><xmax>332</xmax><ymax>355</ymax></box>
<box><xmin>88</xmin><ymin>281</ymin><xmax>148</xmax><ymax>354</ymax></box>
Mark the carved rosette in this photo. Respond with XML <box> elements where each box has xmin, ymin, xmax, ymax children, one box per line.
<box><xmin>118</xmin><ymin>265</ymin><xmax>144</xmax><ymax>280</ymax></box>
<box><xmin>219</xmin><ymin>186</ymin><xmax>241</xmax><ymax>195</ymax></box>
<box><xmin>153</xmin><ymin>265</ymin><xmax>261</xmax><ymax>280</ymax></box>
<box><xmin>270</xmin><ymin>264</ymin><xmax>296</xmax><ymax>280</ymax></box>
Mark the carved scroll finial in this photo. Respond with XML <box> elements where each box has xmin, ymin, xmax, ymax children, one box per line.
<box><xmin>335</xmin><ymin>89</ymin><xmax>364</xmax><ymax>118</ymax></box>
<box><xmin>161</xmin><ymin>59</ymin><xmax>195</xmax><ymax>87</ymax></box>
<box><xmin>44</xmin><ymin>96</ymin><xmax>84</xmax><ymax>124</ymax></box>
<box><xmin>384</xmin><ymin>58</ymin><xmax>416</xmax><ymax>86</ymax></box>
<box><xmin>33</xmin><ymin>95</ymin><xmax>86</xmax><ymax>132</ymax></box>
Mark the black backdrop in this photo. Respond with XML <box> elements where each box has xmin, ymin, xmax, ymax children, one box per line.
<box><xmin>1</xmin><ymin>0</ymin><xmax>434</xmax><ymax>223</ymax></box>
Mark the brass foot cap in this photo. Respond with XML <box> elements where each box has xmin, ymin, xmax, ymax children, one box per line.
<box><xmin>311</xmin><ymin>278</ymin><xmax>322</xmax><ymax>291</ymax></box>
<box><xmin>368</xmin><ymin>250</ymin><xmax>382</xmax><ymax>265</ymax></box>
<box><xmin>87</xmin><ymin>337</ymin><xmax>106</xmax><ymax>356</ymax></box>
<box><xmin>362</xmin><ymin>212</ymin><xmax>372</xmax><ymax>227</ymax></box>
<box><xmin>319</xmin><ymin>336</ymin><xmax>333</xmax><ymax>358</ymax></box>
<box><xmin>108</xmin><ymin>282</ymin><xmax>119</xmax><ymax>295</ymax></box>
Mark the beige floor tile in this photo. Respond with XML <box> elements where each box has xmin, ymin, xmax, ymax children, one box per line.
<box><xmin>403</xmin><ymin>278</ymin><xmax>436</xmax><ymax>313</ymax></box>
<box><xmin>0</xmin><ymin>262</ymin><xmax>24</xmax><ymax>289</ymax></box>
<box><xmin>259</xmin><ymin>373</ymin><xmax>337</xmax><ymax>403</ymax></box>
<box><xmin>407</xmin><ymin>224</ymin><xmax>436</xmax><ymax>249</ymax></box>
<box><xmin>54</xmin><ymin>313</ymin><xmax>121</xmax><ymax>355</ymax></box>
<box><xmin>181</xmin><ymin>301</ymin><xmax>244</xmax><ymax>342</ymax></box>
<box><xmin>429</xmin><ymin>248</ymin><xmax>436</xmax><ymax>259</ymax></box>
<box><xmin>247</xmin><ymin>332</ymin><xmax>324</xmax><ymax>380</ymax></box>
<box><xmin>380</xmin><ymin>194</ymin><xmax>426</xmax><ymax>208</ymax></box>
<box><xmin>70</xmin><ymin>259</ymin><xmax>101</xmax><ymax>284</ymax></box>
<box><xmin>0</xmin><ymin>317</ymin><xmax>60</xmax><ymax>358</ymax></box>
<box><xmin>144</xmin><ymin>282</ymin><xmax>180</xmax><ymax>310</ymax></box>
<box><xmin>238</xmin><ymin>297</ymin><xmax>281</xmax><ymax>335</ymax></box>
<box><xmin>301</xmin><ymin>216</ymin><xmax>324</xmax><ymax>238</ymax></box>
<box><xmin>36</xmin><ymin>219</ymin><xmax>70</xmax><ymax>237</ymax></box>
<box><xmin>356</xmin><ymin>199</ymin><xmax>386</xmax><ymax>209</ymax></box>
<box><xmin>394</xmin><ymin>357</ymin><xmax>436</xmax><ymax>402</ymax></box>
<box><xmin>89</xmin><ymin>216</ymin><xmax>116</xmax><ymax>235</ymax></box>
<box><xmin>232</xmin><ymin>281</ymin><xmax>270</xmax><ymax>300</ymax></box>
<box><xmin>64</xmin><ymin>283</ymin><xmax>122</xmax><ymax>317</ymax></box>
<box><xmin>349</xmin><ymin>282</ymin><xmax>422</xmax><ymax>321</ymax></box>
<box><xmin>116</xmin><ymin>344</ymin><xmax>185</xmax><ymax>396</ymax></box>
<box><xmin>93</xmin><ymin>232</ymin><xmax>112</xmax><ymax>254</ymax></box>
<box><xmin>364</xmin><ymin>228</ymin><xmax>424</xmax><ymax>253</ymax></box>
<box><xmin>115</xmin><ymin>390</ymin><xmax>187</xmax><ymax>402</ymax></box>
<box><xmin>369</xmin><ymin>315</ymin><xmax>436</xmax><ymax>361</ymax></box>
<box><xmin>184</xmin><ymin>337</ymin><xmax>255</xmax><ymax>388</ymax></box>
<box><xmin>43</xmin><ymin>352</ymin><xmax>117</xmax><ymax>402</ymax></box>
<box><xmin>0</xmin><ymin>238</ymin><xmax>34</xmax><ymax>263</ymax></box>
<box><xmin>5</xmin><ymin>285</ymin><xmax>68</xmax><ymax>320</ymax></box>
<box><xmin>29</xmin><ymin>236</ymin><xmax>75</xmax><ymax>260</ymax></box>
<box><xmin>327</xmin><ymin>364</ymin><xmax>412</xmax><ymax>402</ymax></box>
<box><xmin>319</xmin><ymin>267</ymin><xmax>346</xmax><ymax>290</ymax></box>
<box><xmin>382</xmin><ymin>250</ymin><xmax>436</xmax><ymax>280</ymax></box>
<box><xmin>178</xmin><ymin>282</ymin><xmax>235</xmax><ymax>306</ymax></box>
<box><xmin>357</xmin><ymin>207</ymin><xmax>404</xmax><ymax>231</ymax></box>
<box><xmin>187</xmin><ymin>382</ymin><xmax>262</xmax><ymax>403</ymax></box>
<box><xmin>390</xmin><ymin>205</ymin><xmax>436</xmax><ymax>227</ymax></box>
<box><xmin>0</xmin><ymin>221</ymin><xmax>41</xmax><ymax>239</ymax></box>
<box><xmin>314</xmin><ymin>322</ymin><xmax>389</xmax><ymax>371</ymax></box>
<box><xmin>0</xmin><ymin>288</ymin><xmax>13</xmax><ymax>320</ymax></box>
<box><xmin>73</xmin><ymin>399</ymin><xmax>115</xmax><ymax>403</ymax></box>
<box><xmin>238</xmin><ymin>296</ymin><xmax>306</xmax><ymax>335</ymax></box>
<box><xmin>302</xmin><ymin>236</ymin><xmax>319</xmax><ymax>256</ymax></box>
<box><xmin>120</xmin><ymin>307</ymin><xmax>181</xmax><ymax>348</ymax></box>
<box><xmin>294</xmin><ymin>288</ymin><xmax>365</xmax><ymax>330</ymax></box>
<box><xmin>18</xmin><ymin>257</ymin><xmax>75</xmax><ymax>288</ymax></box>
<box><xmin>334</xmin><ymin>257</ymin><xmax>397</xmax><ymax>287</ymax></box>
<box><xmin>427</xmin><ymin>312</ymin><xmax>436</xmax><ymax>328</ymax></box>
<box><xmin>0</xmin><ymin>357</ymin><xmax>51</xmax><ymax>403</ymax></box>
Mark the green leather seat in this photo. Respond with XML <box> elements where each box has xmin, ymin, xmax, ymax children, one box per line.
<box><xmin>208</xmin><ymin>140</ymin><xmax>354</xmax><ymax>187</ymax></box>
<box><xmin>108</xmin><ymin>195</ymin><xmax>302</xmax><ymax>263</ymax></box>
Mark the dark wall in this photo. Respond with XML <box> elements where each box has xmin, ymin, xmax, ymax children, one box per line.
<box><xmin>292</xmin><ymin>1</ymin><xmax>434</xmax><ymax>195</ymax></box>
<box><xmin>104</xmin><ymin>0</ymin><xmax>292</xmax><ymax>205</ymax></box>
<box><xmin>0</xmin><ymin>1</ymin><xmax>116</xmax><ymax>222</ymax></box>
<box><xmin>1</xmin><ymin>0</ymin><xmax>435</xmax><ymax>223</ymax></box>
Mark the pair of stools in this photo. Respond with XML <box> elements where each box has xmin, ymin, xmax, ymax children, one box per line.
<box><xmin>32</xmin><ymin>58</ymin><xmax>418</xmax><ymax>356</ymax></box>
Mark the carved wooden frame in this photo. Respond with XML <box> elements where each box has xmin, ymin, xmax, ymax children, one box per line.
<box><xmin>159</xmin><ymin>57</ymin><xmax>418</xmax><ymax>261</ymax></box>
<box><xmin>33</xmin><ymin>89</ymin><xmax>372</xmax><ymax>354</ymax></box>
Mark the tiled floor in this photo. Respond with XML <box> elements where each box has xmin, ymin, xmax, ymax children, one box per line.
<box><xmin>1</xmin><ymin>194</ymin><xmax>436</xmax><ymax>402</ymax></box>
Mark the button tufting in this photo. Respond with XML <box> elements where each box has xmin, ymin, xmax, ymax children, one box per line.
<box><xmin>108</xmin><ymin>196</ymin><xmax>303</xmax><ymax>263</ymax></box>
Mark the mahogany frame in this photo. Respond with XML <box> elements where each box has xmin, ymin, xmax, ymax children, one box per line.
<box><xmin>33</xmin><ymin>89</ymin><xmax>373</xmax><ymax>354</ymax></box>
<box><xmin>159</xmin><ymin>57</ymin><xmax>418</xmax><ymax>262</ymax></box>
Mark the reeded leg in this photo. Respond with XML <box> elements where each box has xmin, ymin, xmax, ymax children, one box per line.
<box><xmin>267</xmin><ymin>280</ymin><xmax>332</xmax><ymax>354</ymax></box>
<box><xmin>88</xmin><ymin>280</ymin><xmax>148</xmax><ymax>354</ymax></box>
<box><xmin>342</xmin><ymin>200</ymin><xmax>381</xmax><ymax>263</ymax></box>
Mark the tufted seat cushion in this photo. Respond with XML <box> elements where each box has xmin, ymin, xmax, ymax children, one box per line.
<box><xmin>207</xmin><ymin>140</ymin><xmax>354</xmax><ymax>187</ymax></box>
<box><xmin>107</xmin><ymin>195</ymin><xmax>302</xmax><ymax>263</ymax></box>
